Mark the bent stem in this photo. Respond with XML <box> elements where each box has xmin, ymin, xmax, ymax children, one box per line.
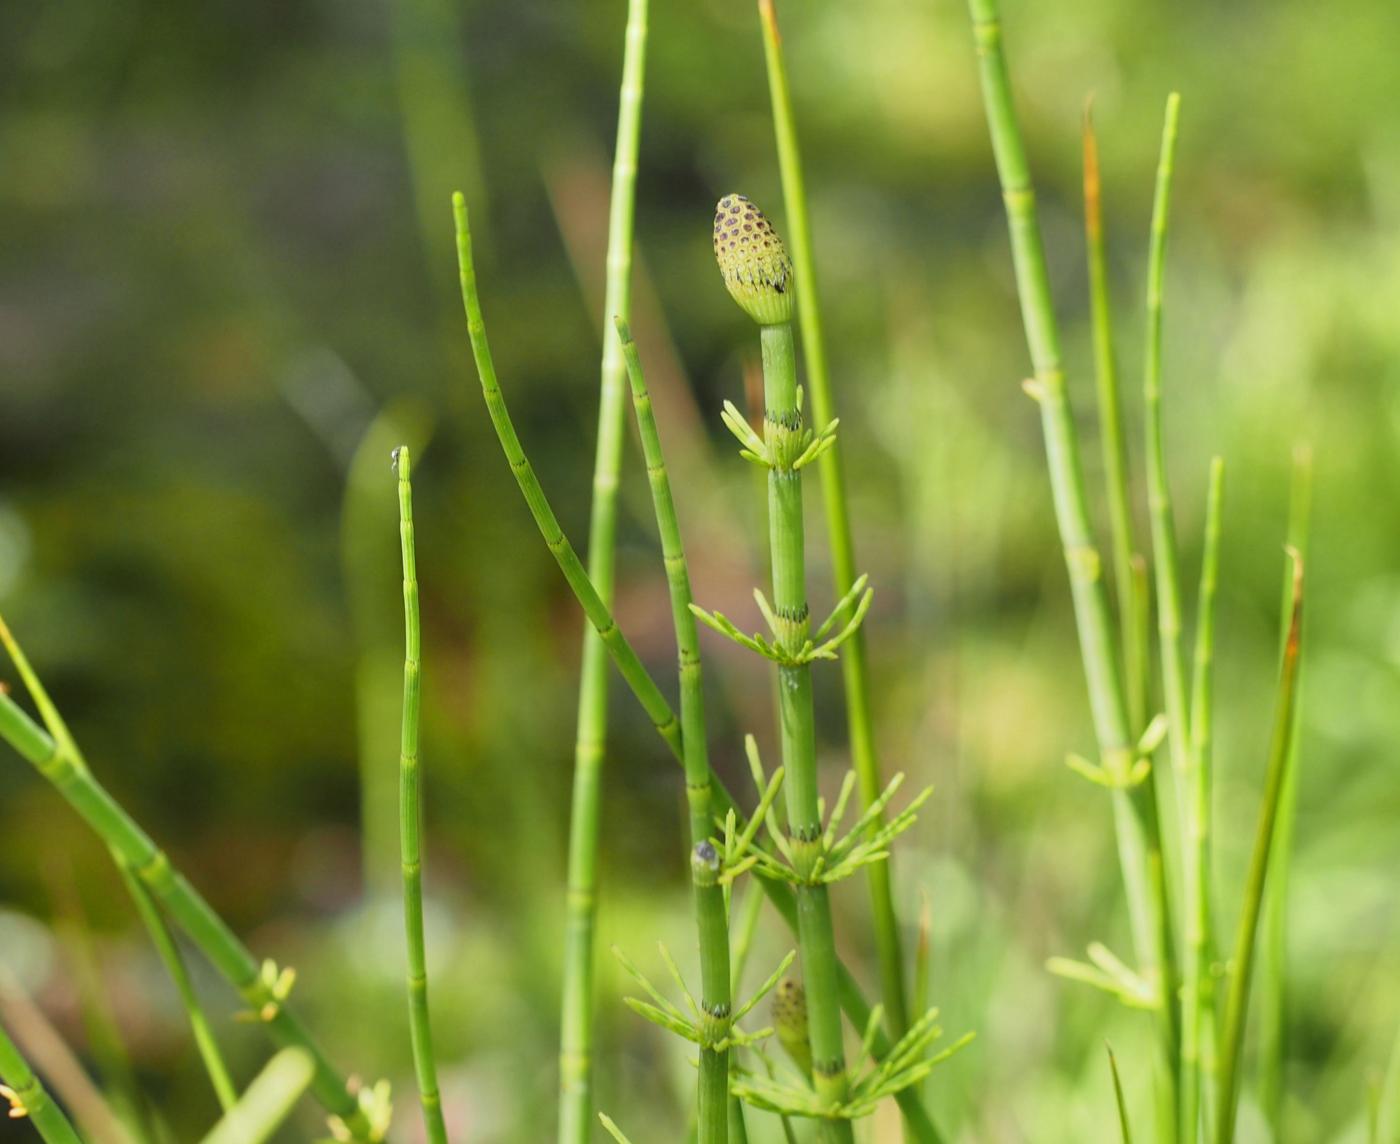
<box><xmin>394</xmin><ymin>447</ymin><xmax>449</xmax><ymax>1144</ymax></box>
<box><xmin>757</xmin><ymin>0</ymin><xmax>908</xmax><ymax>1043</ymax></box>
<box><xmin>616</xmin><ymin>319</ymin><xmax>732</xmax><ymax>1142</ymax></box>
<box><xmin>1214</xmin><ymin>551</ymin><xmax>1306</xmax><ymax>1144</ymax></box>
<box><xmin>560</xmin><ymin>0</ymin><xmax>650</xmax><ymax>1137</ymax></box>
<box><xmin>0</xmin><ymin>1020</ymin><xmax>83</xmax><ymax>1144</ymax></box>
<box><xmin>0</xmin><ymin>618</ymin><xmax>377</xmax><ymax>1142</ymax></box>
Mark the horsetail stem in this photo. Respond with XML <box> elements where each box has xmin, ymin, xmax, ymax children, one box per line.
<box><xmin>0</xmin><ymin>619</ymin><xmax>377</xmax><ymax>1141</ymax></box>
<box><xmin>713</xmin><ymin>193</ymin><xmax>853</xmax><ymax>1142</ymax></box>
<box><xmin>757</xmin><ymin>0</ymin><xmax>908</xmax><ymax>1045</ymax></box>
<box><xmin>965</xmin><ymin>0</ymin><xmax>1171</xmax><ymax>986</ymax></box>
<box><xmin>0</xmin><ymin>1019</ymin><xmax>83</xmax><ymax>1144</ymax></box>
<box><xmin>198</xmin><ymin>1048</ymin><xmax>314</xmax><ymax>1144</ymax></box>
<box><xmin>1182</xmin><ymin>457</ymin><xmax>1224</xmax><ymax>1143</ymax></box>
<box><xmin>454</xmin><ymin>192</ymin><xmax>941</xmax><ymax>1143</ymax></box>
<box><xmin>117</xmin><ymin>857</ymin><xmax>237</xmax><ymax>1112</ymax></box>
<box><xmin>616</xmin><ymin>318</ymin><xmax>732</xmax><ymax>1142</ymax></box>
<box><xmin>394</xmin><ymin>446</ymin><xmax>449</xmax><ymax>1144</ymax></box>
<box><xmin>560</xmin><ymin>1</ymin><xmax>649</xmax><ymax>1136</ymax></box>
<box><xmin>1083</xmin><ymin>102</ymin><xmax>1148</xmax><ymax>734</ymax></box>
<box><xmin>1215</xmin><ymin>550</ymin><xmax>1306</xmax><ymax>1144</ymax></box>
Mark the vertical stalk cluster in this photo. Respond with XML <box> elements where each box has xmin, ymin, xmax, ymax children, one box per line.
<box><xmin>394</xmin><ymin>446</ymin><xmax>450</xmax><ymax>1144</ymax></box>
<box><xmin>559</xmin><ymin>2</ymin><xmax>649</xmax><ymax>1136</ymax></box>
<box><xmin>966</xmin><ymin>4</ymin><xmax>1312</xmax><ymax>1141</ymax></box>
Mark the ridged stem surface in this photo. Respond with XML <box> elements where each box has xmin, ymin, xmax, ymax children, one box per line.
<box><xmin>0</xmin><ymin>1019</ymin><xmax>83</xmax><ymax>1144</ymax></box>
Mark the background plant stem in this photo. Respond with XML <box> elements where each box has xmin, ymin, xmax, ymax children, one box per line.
<box><xmin>756</xmin><ymin>0</ymin><xmax>908</xmax><ymax>1044</ymax></box>
<box><xmin>395</xmin><ymin>446</ymin><xmax>450</xmax><ymax>1144</ymax></box>
<box><xmin>559</xmin><ymin>4</ymin><xmax>648</xmax><ymax>1136</ymax></box>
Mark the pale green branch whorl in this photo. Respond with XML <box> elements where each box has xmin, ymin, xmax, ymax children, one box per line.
<box><xmin>713</xmin><ymin>194</ymin><xmax>795</xmax><ymax>326</ymax></box>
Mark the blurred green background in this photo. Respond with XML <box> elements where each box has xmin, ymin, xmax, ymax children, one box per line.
<box><xmin>1</xmin><ymin>0</ymin><xmax>1397</xmax><ymax>1139</ymax></box>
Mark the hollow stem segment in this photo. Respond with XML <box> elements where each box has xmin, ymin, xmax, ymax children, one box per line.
<box><xmin>393</xmin><ymin>447</ymin><xmax>449</xmax><ymax>1144</ymax></box>
<box><xmin>617</xmin><ymin>319</ymin><xmax>732</xmax><ymax>1143</ymax></box>
<box><xmin>0</xmin><ymin>619</ymin><xmax>377</xmax><ymax>1142</ymax></box>
<box><xmin>0</xmin><ymin>1020</ymin><xmax>83</xmax><ymax>1144</ymax></box>
<box><xmin>560</xmin><ymin>0</ymin><xmax>649</xmax><ymax>1137</ymax></box>
<box><xmin>756</xmin><ymin>0</ymin><xmax>907</xmax><ymax>1042</ymax></box>
<box><xmin>966</xmin><ymin>0</ymin><xmax>1179</xmax><ymax>1120</ymax></box>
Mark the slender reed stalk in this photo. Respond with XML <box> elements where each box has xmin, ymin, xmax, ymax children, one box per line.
<box><xmin>966</xmin><ymin>0</ymin><xmax>1171</xmax><ymax>1001</ymax></box>
<box><xmin>1107</xmin><ymin>1045</ymin><xmax>1134</xmax><ymax>1144</ymax></box>
<box><xmin>1257</xmin><ymin>446</ymin><xmax>1313</xmax><ymax>1130</ymax></box>
<box><xmin>0</xmin><ymin>620</ymin><xmax>376</xmax><ymax>1142</ymax></box>
<box><xmin>0</xmin><ymin>1020</ymin><xmax>83</xmax><ymax>1144</ymax></box>
<box><xmin>616</xmin><ymin>318</ymin><xmax>732</xmax><ymax>1142</ymax></box>
<box><xmin>198</xmin><ymin>1049</ymin><xmax>314</xmax><ymax>1144</ymax></box>
<box><xmin>117</xmin><ymin>858</ymin><xmax>237</xmax><ymax>1112</ymax></box>
<box><xmin>1082</xmin><ymin>104</ymin><xmax>1147</xmax><ymax>733</ymax></box>
<box><xmin>1182</xmin><ymin>458</ymin><xmax>1224</xmax><ymax>1143</ymax></box>
<box><xmin>393</xmin><ymin>446</ymin><xmax>450</xmax><ymax>1144</ymax></box>
<box><xmin>455</xmin><ymin>193</ymin><xmax>943</xmax><ymax>1144</ymax></box>
<box><xmin>756</xmin><ymin>0</ymin><xmax>908</xmax><ymax>1041</ymax></box>
<box><xmin>559</xmin><ymin>6</ymin><xmax>649</xmax><ymax>1134</ymax></box>
<box><xmin>1214</xmin><ymin>550</ymin><xmax>1306</xmax><ymax>1144</ymax></box>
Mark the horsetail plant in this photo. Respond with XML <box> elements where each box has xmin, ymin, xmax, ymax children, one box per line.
<box><xmin>0</xmin><ymin>1019</ymin><xmax>82</xmax><ymax>1144</ymax></box>
<box><xmin>454</xmin><ymin>191</ymin><xmax>959</xmax><ymax>1139</ymax></box>
<box><xmin>198</xmin><ymin>1049</ymin><xmax>314</xmax><ymax>1144</ymax></box>
<box><xmin>0</xmin><ymin>617</ymin><xmax>387</xmax><ymax>1142</ymax></box>
<box><xmin>393</xmin><ymin>445</ymin><xmax>449</xmax><ymax>1144</ymax></box>
<box><xmin>754</xmin><ymin>0</ymin><xmax>910</xmax><ymax>1042</ymax></box>
<box><xmin>560</xmin><ymin>1</ymin><xmax>650</xmax><ymax>1137</ymax></box>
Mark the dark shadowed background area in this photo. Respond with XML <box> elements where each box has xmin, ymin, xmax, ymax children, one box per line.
<box><xmin>1</xmin><ymin>0</ymin><xmax>1397</xmax><ymax>1139</ymax></box>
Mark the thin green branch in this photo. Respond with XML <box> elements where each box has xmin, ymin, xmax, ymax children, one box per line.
<box><xmin>1182</xmin><ymin>457</ymin><xmax>1224</xmax><ymax>1143</ymax></box>
<box><xmin>0</xmin><ymin>1019</ymin><xmax>82</xmax><ymax>1144</ymax></box>
<box><xmin>394</xmin><ymin>446</ymin><xmax>449</xmax><ymax>1144</ymax></box>
<box><xmin>560</xmin><ymin>0</ymin><xmax>650</xmax><ymax>1137</ymax></box>
<box><xmin>756</xmin><ymin>0</ymin><xmax>908</xmax><ymax>1045</ymax></box>
<box><xmin>0</xmin><ymin>618</ymin><xmax>377</xmax><ymax>1142</ymax></box>
<box><xmin>198</xmin><ymin>1048</ymin><xmax>315</xmax><ymax>1144</ymax></box>
<box><xmin>1215</xmin><ymin>550</ymin><xmax>1306</xmax><ymax>1144</ymax></box>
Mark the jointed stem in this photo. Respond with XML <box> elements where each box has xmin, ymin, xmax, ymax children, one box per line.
<box><xmin>454</xmin><ymin>197</ymin><xmax>942</xmax><ymax>1144</ymax></box>
<box><xmin>395</xmin><ymin>447</ymin><xmax>449</xmax><ymax>1144</ymax></box>
<box><xmin>560</xmin><ymin>1</ymin><xmax>649</xmax><ymax>1138</ymax></box>
<box><xmin>756</xmin><ymin>0</ymin><xmax>908</xmax><ymax>1044</ymax></box>
<box><xmin>617</xmin><ymin>319</ymin><xmax>732</xmax><ymax>1142</ymax></box>
<box><xmin>0</xmin><ymin>1019</ymin><xmax>83</xmax><ymax>1144</ymax></box>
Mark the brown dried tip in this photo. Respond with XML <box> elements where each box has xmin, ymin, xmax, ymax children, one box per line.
<box><xmin>713</xmin><ymin>194</ymin><xmax>794</xmax><ymax>326</ymax></box>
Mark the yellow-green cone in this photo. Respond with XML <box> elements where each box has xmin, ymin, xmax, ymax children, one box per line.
<box><xmin>772</xmin><ymin>976</ymin><xmax>812</xmax><ymax>1080</ymax></box>
<box><xmin>713</xmin><ymin>194</ymin><xmax>795</xmax><ymax>326</ymax></box>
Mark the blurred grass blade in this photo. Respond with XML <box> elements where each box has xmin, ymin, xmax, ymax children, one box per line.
<box><xmin>1107</xmin><ymin>1044</ymin><xmax>1134</xmax><ymax>1144</ymax></box>
<box><xmin>1257</xmin><ymin>445</ymin><xmax>1313</xmax><ymax>1130</ymax></box>
<box><xmin>1215</xmin><ymin>548</ymin><xmax>1306</xmax><ymax>1144</ymax></box>
<box><xmin>197</xmin><ymin>1049</ymin><xmax>314</xmax><ymax>1144</ymax></box>
<box><xmin>1376</xmin><ymin>1022</ymin><xmax>1400</xmax><ymax>1144</ymax></box>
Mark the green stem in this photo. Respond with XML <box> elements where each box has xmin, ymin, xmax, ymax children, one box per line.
<box><xmin>757</xmin><ymin>0</ymin><xmax>908</xmax><ymax>1043</ymax></box>
<box><xmin>1182</xmin><ymin>458</ymin><xmax>1224</xmax><ymax>1144</ymax></box>
<box><xmin>617</xmin><ymin>320</ymin><xmax>731</xmax><ymax>1143</ymax></box>
<box><xmin>395</xmin><ymin>447</ymin><xmax>450</xmax><ymax>1144</ymax></box>
<box><xmin>454</xmin><ymin>196</ymin><xmax>939</xmax><ymax>1143</ymax></box>
<box><xmin>1215</xmin><ymin>553</ymin><xmax>1306</xmax><ymax>1144</ymax></box>
<box><xmin>760</xmin><ymin>322</ymin><xmax>852</xmax><ymax>1144</ymax></box>
<box><xmin>1256</xmin><ymin>447</ymin><xmax>1313</xmax><ymax>1132</ymax></box>
<box><xmin>967</xmin><ymin>0</ymin><xmax>1169</xmax><ymax>987</ymax></box>
<box><xmin>1083</xmin><ymin>104</ymin><xmax>1147</xmax><ymax>734</ymax></box>
<box><xmin>558</xmin><ymin>7</ymin><xmax>649</xmax><ymax>1131</ymax></box>
<box><xmin>0</xmin><ymin>1020</ymin><xmax>83</xmax><ymax>1144</ymax></box>
<box><xmin>0</xmin><ymin>624</ymin><xmax>375</xmax><ymax>1141</ymax></box>
<box><xmin>117</xmin><ymin>857</ymin><xmax>238</xmax><ymax>1112</ymax></box>
<box><xmin>198</xmin><ymin>1048</ymin><xmax>315</xmax><ymax>1144</ymax></box>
